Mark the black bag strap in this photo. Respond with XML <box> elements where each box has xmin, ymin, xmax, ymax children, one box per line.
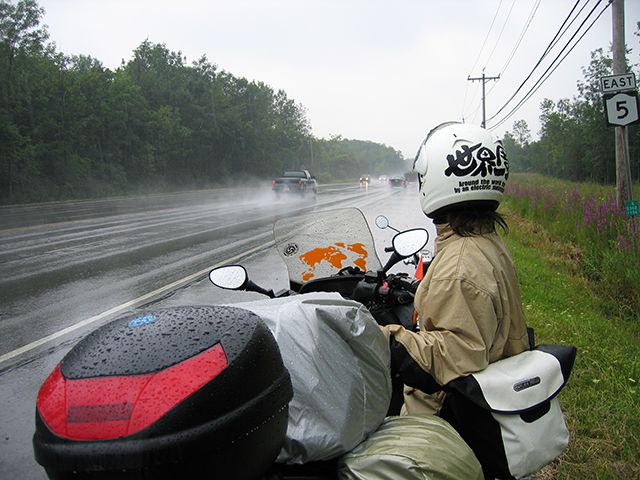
<box><xmin>536</xmin><ymin>344</ymin><xmax>577</xmax><ymax>382</ymax></box>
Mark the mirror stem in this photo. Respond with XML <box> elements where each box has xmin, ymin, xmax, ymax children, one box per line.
<box><xmin>246</xmin><ymin>280</ymin><xmax>276</xmax><ymax>298</ymax></box>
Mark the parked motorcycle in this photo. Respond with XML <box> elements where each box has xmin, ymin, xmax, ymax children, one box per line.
<box><xmin>34</xmin><ymin>208</ymin><xmax>478</xmax><ymax>480</ymax></box>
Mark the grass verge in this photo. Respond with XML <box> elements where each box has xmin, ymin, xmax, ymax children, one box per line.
<box><xmin>502</xmin><ymin>209</ymin><xmax>640</xmax><ymax>479</ymax></box>
<box><xmin>504</xmin><ymin>173</ymin><xmax>640</xmax><ymax>320</ymax></box>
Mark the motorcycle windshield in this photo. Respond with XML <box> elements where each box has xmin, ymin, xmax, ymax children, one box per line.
<box><xmin>274</xmin><ymin>208</ymin><xmax>382</xmax><ymax>285</ymax></box>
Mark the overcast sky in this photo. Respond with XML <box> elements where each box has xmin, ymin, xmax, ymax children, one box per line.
<box><xmin>38</xmin><ymin>0</ymin><xmax>640</xmax><ymax>158</ymax></box>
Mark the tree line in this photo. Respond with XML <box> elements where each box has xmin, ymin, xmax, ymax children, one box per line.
<box><xmin>502</xmin><ymin>39</ymin><xmax>640</xmax><ymax>184</ymax></box>
<box><xmin>4</xmin><ymin>0</ymin><xmax>637</xmax><ymax>205</ymax></box>
<box><xmin>0</xmin><ymin>0</ymin><xmax>406</xmax><ymax>205</ymax></box>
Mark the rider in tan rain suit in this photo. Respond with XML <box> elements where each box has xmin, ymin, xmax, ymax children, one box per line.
<box><xmin>384</xmin><ymin>122</ymin><xmax>530</xmax><ymax>415</ymax></box>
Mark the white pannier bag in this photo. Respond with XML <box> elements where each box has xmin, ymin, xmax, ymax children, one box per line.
<box><xmin>441</xmin><ymin>344</ymin><xmax>577</xmax><ymax>480</ymax></box>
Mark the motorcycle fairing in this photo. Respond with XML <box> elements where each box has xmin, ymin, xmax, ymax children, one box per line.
<box><xmin>274</xmin><ymin>208</ymin><xmax>382</xmax><ymax>286</ymax></box>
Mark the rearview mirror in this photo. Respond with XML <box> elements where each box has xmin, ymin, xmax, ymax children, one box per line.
<box><xmin>393</xmin><ymin>228</ymin><xmax>429</xmax><ymax>258</ymax></box>
<box><xmin>375</xmin><ymin>215</ymin><xmax>390</xmax><ymax>229</ymax></box>
<box><xmin>209</xmin><ymin>265</ymin><xmax>248</xmax><ymax>290</ymax></box>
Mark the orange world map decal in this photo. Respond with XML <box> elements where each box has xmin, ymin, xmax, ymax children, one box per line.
<box><xmin>299</xmin><ymin>242</ymin><xmax>368</xmax><ymax>281</ymax></box>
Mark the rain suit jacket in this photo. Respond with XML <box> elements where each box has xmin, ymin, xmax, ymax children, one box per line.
<box><xmin>385</xmin><ymin>223</ymin><xmax>530</xmax><ymax>413</ymax></box>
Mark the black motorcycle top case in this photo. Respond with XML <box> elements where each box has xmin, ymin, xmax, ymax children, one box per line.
<box><xmin>33</xmin><ymin>305</ymin><xmax>293</xmax><ymax>480</ymax></box>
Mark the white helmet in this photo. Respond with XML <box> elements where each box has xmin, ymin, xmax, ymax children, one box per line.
<box><xmin>413</xmin><ymin>122</ymin><xmax>509</xmax><ymax>218</ymax></box>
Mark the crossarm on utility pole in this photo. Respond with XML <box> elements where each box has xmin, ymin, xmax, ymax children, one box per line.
<box><xmin>468</xmin><ymin>72</ymin><xmax>500</xmax><ymax>128</ymax></box>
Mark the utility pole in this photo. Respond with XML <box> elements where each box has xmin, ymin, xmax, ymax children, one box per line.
<box><xmin>468</xmin><ymin>71</ymin><xmax>500</xmax><ymax>128</ymax></box>
<box><xmin>612</xmin><ymin>0</ymin><xmax>633</xmax><ymax>208</ymax></box>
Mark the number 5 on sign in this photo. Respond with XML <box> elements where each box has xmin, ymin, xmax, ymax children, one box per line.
<box><xmin>603</xmin><ymin>91</ymin><xmax>640</xmax><ymax>127</ymax></box>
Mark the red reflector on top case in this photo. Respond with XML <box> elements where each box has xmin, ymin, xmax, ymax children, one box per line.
<box><xmin>68</xmin><ymin>402</ymin><xmax>132</xmax><ymax>423</ymax></box>
<box><xmin>37</xmin><ymin>343</ymin><xmax>228</xmax><ymax>440</ymax></box>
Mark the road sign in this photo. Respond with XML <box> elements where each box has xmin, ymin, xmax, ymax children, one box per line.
<box><xmin>626</xmin><ymin>200</ymin><xmax>638</xmax><ymax>217</ymax></box>
<box><xmin>603</xmin><ymin>91</ymin><xmax>640</xmax><ymax>127</ymax></box>
<box><xmin>600</xmin><ymin>72</ymin><xmax>637</xmax><ymax>93</ymax></box>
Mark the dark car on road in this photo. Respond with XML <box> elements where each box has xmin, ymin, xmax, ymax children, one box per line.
<box><xmin>272</xmin><ymin>169</ymin><xmax>317</xmax><ymax>198</ymax></box>
<box><xmin>388</xmin><ymin>175</ymin><xmax>407</xmax><ymax>188</ymax></box>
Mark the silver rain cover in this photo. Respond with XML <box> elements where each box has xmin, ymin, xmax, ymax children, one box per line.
<box><xmin>229</xmin><ymin>292</ymin><xmax>391</xmax><ymax>464</ymax></box>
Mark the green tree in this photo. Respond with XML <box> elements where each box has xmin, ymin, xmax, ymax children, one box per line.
<box><xmin>0</xmin><ymin>1</ymin><xmax>415</xmax><ymax>203</ymax></box>
<box><xmin>0</xmin><ymin>0</ymin><xmax>49</xmax><ymax>202</ymax></box>
<box><xmin>511</xmin><ymin>120</ymin><xmax>531</xmax><ymax>147</ymax></box>
<box><xmin>503</xmin><ymin>120</ymin><xmax>532</xmax><ymax>173</ymax></box>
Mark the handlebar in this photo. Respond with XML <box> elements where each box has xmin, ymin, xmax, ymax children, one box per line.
<box><xmin>350</xmin><ymin>272</ymin><xmax>418</xmax><ymax>331</ymax></box>
<box><xmin>382</xmin><ymin>273</ymin><xmax>418</xmax><ymax>303</ymax></box>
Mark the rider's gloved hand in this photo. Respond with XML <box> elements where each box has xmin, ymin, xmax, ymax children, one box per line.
<box><xmin>369</xmin><ymin>303</ymin><xmax>402</xmax><ymax>326</ymax></box>
<box><xmin>382</xmin><ymin>325</ymin><xmax>442</xmax><ymax>394</ymax></box>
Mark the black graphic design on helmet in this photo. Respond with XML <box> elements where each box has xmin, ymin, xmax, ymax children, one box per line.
<box><xmin>413</xmin><ymin>122</ymin><xmax>509</xmax><ymax>218</ymax></box>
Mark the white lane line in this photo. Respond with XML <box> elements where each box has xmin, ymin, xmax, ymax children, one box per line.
<box><xmin>0</xmin><ymin>240</ymin><xmax>274</xmax><ymax>365</ymax></box>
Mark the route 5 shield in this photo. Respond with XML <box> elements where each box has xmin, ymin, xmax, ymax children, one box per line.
<box><xmin>603</xmin><ymin>91</ymin><xmax>640</xmax><ymax>127</ymax></box>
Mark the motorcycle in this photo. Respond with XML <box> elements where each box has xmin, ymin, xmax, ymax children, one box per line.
<box><xmin>209</xmin><ymin>208</ymin><xmax>428</xmax><ymax>479</ymax></box>
<box><xmin>34</xmin><ymin>208</ymin><xmax>483</xmax><ymax>480</ymax></box>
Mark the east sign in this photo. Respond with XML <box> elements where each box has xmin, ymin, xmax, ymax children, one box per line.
<box><xmin>600</xmin><ymin>73</ymin><xmax>637</xmax><ymax>94</ymax></box>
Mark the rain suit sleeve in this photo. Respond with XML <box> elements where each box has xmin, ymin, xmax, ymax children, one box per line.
<box><xmin>385</xmin><ymin>274</ymin><xmax>499</xmax><ymax>387</ymax></box>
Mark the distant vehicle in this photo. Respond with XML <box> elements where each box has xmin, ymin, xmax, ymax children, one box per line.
<box><xmin>388</xmin><ymin>175</ymin><xmax>407</xmax><ymax>188</ymax></box>
<box><xmin>272</xmin><ymin>169</ymin><xmax>318</xmax><ymax>198</ymax></box>
<box><xmin>359</xmin><ymin>174</ymin><xmax>371</xmax><ymax>187</ymax></box>
<box><xmin>378</xmin><ymin>175</ymin><xmax>388</xmax><ymax>184</ymax></box>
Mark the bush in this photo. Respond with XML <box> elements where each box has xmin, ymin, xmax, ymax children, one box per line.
<box><xmin>503</xmin><ymin>173</ymin><xmax>640</xmax><ymax>320</ymax></box>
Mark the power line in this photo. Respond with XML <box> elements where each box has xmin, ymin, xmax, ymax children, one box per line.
<box><xmin>490</xmin><ymin>0</ymin><xmax>611</xmax><ymax>129</ymax></box>
<box><xmin>487</xmin><ymin>0</ymin><xmax>588</xmax><ymax>123</ymax></box>
<box><xmin>466</xmin><ymin>82</ymin><xmax>484</xmax><ymax>122</ymax></box>
<box><xmin>468</xmin><ymin>0</ymin><xmax>504</xmax><ymax>76</ymax></box>
<box><xmin>545</xmin><ymin>0</ymin><xmax>593</xmax><ymax>56</ymax></box>
<box><xmin>489</xmin><ymin>0</ymin><xmax>613</xmax><ymax>130</ymax></box>
<box><xmin>497</xmin><ymin>0</ymin><xmax>542</xmax><ymax>77</ymax></box>
<box><xmin>475</xmin><ymin>0</ymin><xmax>541</xmax><ymax>117</ymax></box>
<box><xmin>462</xmin><ymin>0</ymin><xmax>504</xmax><ymax>118</ymax></box>
<box><xmin>483</xmin><ymin>0</ymin><xmax>517</xmax><ymax>71</ymax></box>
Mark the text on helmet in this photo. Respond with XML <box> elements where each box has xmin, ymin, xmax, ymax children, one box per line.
<box><xmin>444</xmin><ymin>143</ymin><xmax>509</xmax><ymax>180</ymax></box>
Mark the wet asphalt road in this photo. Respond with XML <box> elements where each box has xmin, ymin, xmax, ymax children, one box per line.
<box><xmin>0</xmin><ymin>182</ymin><xmax>433</xmax><ymax>479</ymax></box>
